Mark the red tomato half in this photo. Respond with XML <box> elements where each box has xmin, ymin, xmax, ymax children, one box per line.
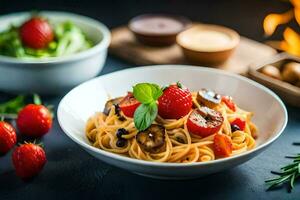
<box><xmin>187</xmin><ymin>107</ymin><xmax>224</xmax><ymax>137</ymax></box>
<box><xmin>213</xmin><ymin>134</ymin><xmax>233</xmax><ymax>158</ymax></box>
<box><xmin>221</xmin><ymin>96</ymin><xmax>236</xmax><ymax>112</ymax></box>
<box><xmin>119</xmin><ymin>92</ymin><xmax>141</xmax><ymax>118</ymax></box>
<box><xmin>231</xmin><ymin>118</ymin><xmax>246</xmax><ymax>131</ymax></box>
<box><xmin>20</xmin><ymin>17</ymin><xmax>54</xmax><ymax>49</ymax></box>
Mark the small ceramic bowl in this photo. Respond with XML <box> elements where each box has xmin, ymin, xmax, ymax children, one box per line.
<box><xmin>58</xmin><ymin>65</ymin><xmax>287</xmax><ymax>180</ymax></box>
<box><xmin>0</xmin><ymin>11</ymin><xmax>110</xmax><ymax>94</ymax></box>
<box><xmin>129</xmin><ymin>14</ymin><xmax>191</xmax><ymax>46</ymax></box>
<box><xmin>177</xmin><ymin>24</ymin><xmax>240</xmax><ymax>66</ymax></box>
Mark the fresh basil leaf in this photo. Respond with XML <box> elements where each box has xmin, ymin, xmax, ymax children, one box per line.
<box><xmin>0</xmin><ymin>95</ymin><xmax>25</xmax><ymax>114</ymax></box>
<box><xmin>133</xmin><ymin>83</ymin><xmax>163</xmax><ymax>103</ymax></box>
<box><xmin>132</xmin><ymin>82</ymin><xmax>162</xmax><ymax>130</ymax></box>
<box><xmin>151</xmin><ymin>83</ymin><xmax>163</xmax><ymax>100</ymax></box>
<box><xmin>133</xmin><ymin>83</ymin><xmax>153</xmax><ymax>104</ymax></box>
<box><xmin>134</xmin><ymin>102</ymin><xmax>157</xmax><ymax>131</ymax></box>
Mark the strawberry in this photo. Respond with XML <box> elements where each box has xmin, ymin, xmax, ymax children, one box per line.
<box><xmin>0</xmin><ymin>121</ymin><xmax>17</xmax><ymax>154</ymax></box>
<box><xmin>20</xmin><ymin>17</ymin><xmax>54</xmax><ymax>49</ymax></box>
<box><xmin>12</xmin><ymin>143</ymin><xmax>46</xmax><ymax>179</ymax></box>
<box><xmin>17</xmin><ymin>104</ymin><xmax>52</xmax><ymax>137</ymax></box>
<box><xmin>158</xmin><ymin>83</ymin><xmax>193</xmax><ymax>119</ymax></box>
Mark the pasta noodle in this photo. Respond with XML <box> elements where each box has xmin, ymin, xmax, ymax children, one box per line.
<box><xmin>85</xmin><ymin>91</ymin><xmax>258</xmax><ymax>163</ymax></box>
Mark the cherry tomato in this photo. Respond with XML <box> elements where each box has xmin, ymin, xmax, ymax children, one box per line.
<box><xmin>17</xmin><ymin>104</ymin><xmax>52</xmax><ymax>137</ymax></box>
<box><xmin>20</xmin><ymin>17</ymin><xmax>54</xmax><ymax>49</ymax></box>
<box><xmin>231</xmin><ymin>118</ymin><xmax>246</xmax><ymax>131</ymax></box>
<box><xmin>187</xmin><ymin>107</ymin><xmax>224</xmax><ymax>137</ymax></box>
<box><xmin>119</xmin><ymin>92</ymin><xmax>141</xmax><ymax>118</ymax></box>
<box><xmin>12</xmin><ymin>143</ymin><xmax>46</xmax><ymax>179</ymax></box>
<box><xmin>213</xmin><ymin>134</ymin><xmax>233</xmax><ymax>157</ymax></box>
<box><xmin>221</xmin><ymin>96</ymin><xmax>236</xmax><ymax>112</ymax></box>
<box><xmin>0</xmin><ymin>121</ymin><xmax>17</xmax><ymax>154</ymax></box>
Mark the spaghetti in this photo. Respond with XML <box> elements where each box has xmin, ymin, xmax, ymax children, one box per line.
<box><xmin>86</xmin><ymin>87</ymin><xmax>257</xmax><ymax>163</ymax></box>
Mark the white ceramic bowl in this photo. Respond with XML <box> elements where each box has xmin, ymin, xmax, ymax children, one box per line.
<box><xmin>58</xmin><ymin>65</ymin><xmax>288</xmax><ymax>179</ymax></box>
<box><xmin>0</xmin><ymin>11</ymin><xmax>110</xmax><ymax>94</ymax></box>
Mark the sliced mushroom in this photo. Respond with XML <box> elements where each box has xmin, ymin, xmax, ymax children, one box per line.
<box><xmin>136</xmin><ymin>124</ymin><xmax>166</xmax><ymax>153</ymax></box>
<box><xmin>196</xmin><ymin>89</ymin><xmax>221</xmax><ymax>108</ymax></box>
<box><xmin>197</xmin><ymin>106</ymin><xmax>223</xmax><ymax>125</ymax></box>
<box><xmin>103</xmin><ymin>97</ymin><xmax>123</xmax><ymax>115</ymax></box>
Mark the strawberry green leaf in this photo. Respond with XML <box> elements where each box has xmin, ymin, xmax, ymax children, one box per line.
<box><xmin>33</xmin><ymin>93</ymin><xmax>42</xmax><ymax>105</ymax></box>
<box><xmin>151</xmin><ymin>84</ymin><xmax>163</xmax><ymax>100</ymax></box>
<box><xmin>176</xmin><ymin>81</ymin><xmax>183</xmax><ymax>89</ymax></box>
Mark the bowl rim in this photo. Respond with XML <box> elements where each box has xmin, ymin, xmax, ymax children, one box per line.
<box><xmin>0</xmin><ymin>11</ymin><xmax>111</xmax><ymax>65</ymax></box>
<box><xmin>176</xmin><ymin>23</ymin><xmax>240</xmax><ymax>53</ymax></box>
<box><xmin>57</xmin><ymin>65</ymin><xmax>288</xmax><ymax>168</ymax></box>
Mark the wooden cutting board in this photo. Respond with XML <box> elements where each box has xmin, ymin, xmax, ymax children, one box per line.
<box><xmin>109</xmin><ymin>26</ymin><xmax>277</xmax><ymax>74</ymax></box>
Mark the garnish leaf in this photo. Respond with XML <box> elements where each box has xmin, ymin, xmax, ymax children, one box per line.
<box><xmin>133</xmin><ymin>83</ymin><xmax>163</xmax><ymax>103</ymax></box>
<box><xmin>132</xmin><ymin>83</ymin><xmax>163</xmax><ymax>131</ymax></box>
<box><xmin>0</xmin><ymin>94</ymin><xmax>54</xmax><ymax>120</ymax></box>
<box><xmin>0</xmin><ymin>95</ymin><xmax>25</xmax><ymax>114</ymax></box>
<box><xmin>133</xmin><ymin>83</ymin><xmax>154</xmax><ymax>104</ymax></box>
<box><xmin>134</xmin><ymin>102</ymin><xmax>157</xmax><ymax>131</ymax></box>
<box><xmin>266</xmin><ymin>153</ymin><xmax>300</xmax><ymax>192</ymax></box>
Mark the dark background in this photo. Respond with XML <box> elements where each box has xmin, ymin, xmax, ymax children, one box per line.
<box><xmin>1</xmin><ymin>1</ymin><xmax>300</xmax><ymax>200</ymax></box>
<box><xmin>0</xmin><ymin>0</ymin><xmax>294</xmax><ymax>41</ymax></box>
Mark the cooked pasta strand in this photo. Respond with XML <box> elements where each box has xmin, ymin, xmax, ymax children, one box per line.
<box><xmin>86</xmin><ymin>94</ymin><xmax>257</xmax><ymax>163</ymax></box>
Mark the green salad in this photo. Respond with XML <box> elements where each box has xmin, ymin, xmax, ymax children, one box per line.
<box><xmin>0</xmin><ymin>17</ymin><xmax>93</xmax><ymax>58</ymax></box>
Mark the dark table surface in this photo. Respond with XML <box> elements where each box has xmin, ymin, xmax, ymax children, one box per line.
<box><xmin>1</xmin><ymin>0</ymin><xmax>300</xmax><ymax>199</ymax></box>
<box><xmin>0</xmin><ymin>56</ymin><xmax>300</xmax><ymax>200</ymax></box>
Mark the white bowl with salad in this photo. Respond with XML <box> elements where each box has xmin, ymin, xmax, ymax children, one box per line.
<box><xmin>0</xmin><ymin>11</ymin><xmax>110</xmax><ymax>94</ymax></box>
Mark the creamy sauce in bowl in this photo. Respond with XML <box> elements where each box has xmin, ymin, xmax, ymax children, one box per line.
<box><xmin>177</xmin><ymin>25</ymin><xmax>239</xmax><ymax>52</ymax></box>
<box><xmin>181</xmin><ymin>30</ymin><xmax>231</xmax><ymax>51</ymax></box>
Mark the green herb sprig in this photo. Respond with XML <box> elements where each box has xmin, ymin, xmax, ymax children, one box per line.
<box><xmin>132</xmin><ymin>83</ymin><xmax>163</xmax><ymax>131</ymax></box>
<box><xmin>265</xmin><ymin>153</ymin><xmax>300</xmax><ymax>192</ymax></box>
<box><xmin>0</xmin><ymin>94</ymin><xmax>53</xmax><ymax>120</ymax></box>
<box><xmin>0</xmin><ymin>95</ymin><xmax>26</xmax><ymax>119</ymax></box>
